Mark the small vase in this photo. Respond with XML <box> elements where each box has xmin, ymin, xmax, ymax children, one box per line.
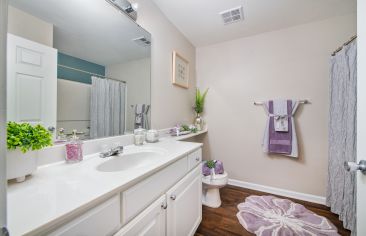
<box><xmin>7</xmin><ymin>150</ymin><xmax>38</xmax><ymax>182</ymax></box>
<box><xmin>194</xmin><ymin>113</ymin><xmax>203</xmax><ymax>131</ymax></box>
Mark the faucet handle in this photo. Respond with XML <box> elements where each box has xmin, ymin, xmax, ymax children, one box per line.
<box><xmin>114</xmin><ymin>146</ymin><xmax>124</xmax><ymax>154</ymax></box>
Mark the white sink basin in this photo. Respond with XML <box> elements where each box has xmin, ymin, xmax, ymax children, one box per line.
<box><xmin>96</xmin><ymin>147</ymin><xmax>167</xmax><ymax>172</ymax></box>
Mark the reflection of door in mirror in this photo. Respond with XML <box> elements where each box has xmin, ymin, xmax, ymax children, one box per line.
<box><xmin>7</xmin><ymin>33</ymin><xmax>57</xmax><ymax>138</ymax></box>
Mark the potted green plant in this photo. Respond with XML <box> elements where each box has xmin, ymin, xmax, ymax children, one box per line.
<box><xmin>194</xmin><ymin>88</ymin><xmax>208</xmax><ymax>131</ymax></box>
<box><xmin>7</xmin><ymin>122</ymin><xmax>53</xmax><ymax>182</ymax></box>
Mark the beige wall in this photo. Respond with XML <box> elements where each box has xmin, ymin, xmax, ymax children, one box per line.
<box><xmin>196</xmin><ymin>14</ymin><xmax>356</xmax><ymax>196</ymax></box>
<box><xmin>135</xmin><ymin>0</ymin><xmax>196</xmax><ymax>129</ymax></box>
<box><xmin>106</xmin><ymin>58</ymin><xmax>151</xmax><ymax>132</ymax></box>
<box><xmin>57</xmin><ymin>79</ymin><xmax>91</xmax><ymax>137</ymax></box>
<box><xmin>7</xmin><ymin>5</ymin><xmax>53</xmax><ymax>47</ymax></box>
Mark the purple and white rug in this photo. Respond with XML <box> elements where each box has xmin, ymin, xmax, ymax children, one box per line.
<box><xmin>237</xmin><ymin>195</ymin><xmax>339</xmax><ymax>236</ymax></box>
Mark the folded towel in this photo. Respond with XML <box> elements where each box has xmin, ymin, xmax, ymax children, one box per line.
<box><xmin>134</xmin><ymin>104</ymin><xmax>145</xmax><ymax>128</ymax></box>
<box><xmin>262</xmin><ymin>100</ymin><xmax>299</xmax><ymax>157</ymax></box>
<box><xmin>268</xmin><ymin>100</ymin><xmax>292</xmax><ymax>154</ymax></box>
<box><xmin>273</xmin><ymin>99</ymin><xmax>289</xmax><ymax>132</ymax></box>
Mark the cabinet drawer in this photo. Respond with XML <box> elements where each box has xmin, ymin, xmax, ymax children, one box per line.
<box><xmin>48</xmin><ymin>195</ymin><xmax>121</xmax><ymax>236</ymax></box>
<box><xmin>122</xmin><ymin>156</ymin><xmax>188</xmax><ymax>225</ymax></box>
<box><xmin>188</xmin><ymin>149</ymin><xmax>202</xmax><ymax>170</ymax></box>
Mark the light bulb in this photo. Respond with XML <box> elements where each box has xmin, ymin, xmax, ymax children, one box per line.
<box><xmin>131</xmin><ymin>2</ymin><xmax>138</xmax><ymax>11</ymax></box>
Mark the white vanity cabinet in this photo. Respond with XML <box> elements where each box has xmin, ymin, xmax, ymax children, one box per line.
<box><xmin>116</xmin><ymin>148</ymin><xmax>202</xmax><ymax>236</ymax></box>
<box><xmin>42</xmin><ymin>148</ymin><xmax>202</xmax><ymax>236</ymax></box>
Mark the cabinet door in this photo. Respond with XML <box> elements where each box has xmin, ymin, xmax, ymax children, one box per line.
<box><xmin>116</xmin><ymin>195</ymin><xmax>166</xmax><ymax>236</ymax></box>
<box><xmin>167</xmin><ymin>166</ymin><xmax>202</xmax><ymax>236</ymax></box>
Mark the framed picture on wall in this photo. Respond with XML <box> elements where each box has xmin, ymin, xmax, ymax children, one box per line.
<box><xmin>172</xmin><ymin>51</ymin><xmax>189</xmax><ymax>89</ymax></box>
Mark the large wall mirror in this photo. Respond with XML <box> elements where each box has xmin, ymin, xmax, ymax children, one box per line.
<box><xmin>7</xmin><ymin>0</ymin><xmax>151</xmax><ymax>141</ymax></box>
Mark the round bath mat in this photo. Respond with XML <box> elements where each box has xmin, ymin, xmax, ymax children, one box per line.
<box><xmin>236</xmin><ymin>195</ymin><xmax>339</xmax><ymax>236</ymax></box>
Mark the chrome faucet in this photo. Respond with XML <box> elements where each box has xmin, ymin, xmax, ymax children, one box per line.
<box><xmin>99</xmin><ymin>146</ymin><xmax>124</xmax><ymax>158</ymax></box>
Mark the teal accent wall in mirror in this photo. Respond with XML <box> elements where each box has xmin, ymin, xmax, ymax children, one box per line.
<box><xmin>7</xmin><ymin>0</ymin><xmax>151</xmax><ymax>141</ymax></box>
<box><xmin>57</xmin><ymin>53</ymin><xmax>105</xmax><ymax>84</ymax></box>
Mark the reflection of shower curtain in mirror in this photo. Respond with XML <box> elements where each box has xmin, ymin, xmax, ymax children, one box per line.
<box><xmin>90</xmin><ymin>76</ymin><xmax>126</xmax><ymax>138</ymax></box>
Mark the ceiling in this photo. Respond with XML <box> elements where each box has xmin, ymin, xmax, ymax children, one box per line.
<box><xmin>152</xmin><ymin>0</ymin><xmax>357</xmax><ymax>47</ymax></box>
<box><xmin>10</xmin><ymin>0</ymin><xmax>151</xmax><ymax>66</ymax></box>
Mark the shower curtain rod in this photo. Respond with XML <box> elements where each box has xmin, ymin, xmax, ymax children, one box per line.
<box><xmin>331</xmin><ymin>35</ymin><xmax>357</xmax><ymax>56</ymax></box>
<box><xmin>57</xmin><ymin>64</ymin><xmax>126</xmax><ymax>83</ymax></box>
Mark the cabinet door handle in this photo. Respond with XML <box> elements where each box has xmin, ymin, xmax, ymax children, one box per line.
<box><xmin>170</xmin><ymin>194</ymin><xmax>176</xmax><ymax>200</ymax></box>
<box><xmin>195</xmin><ymin>157</ymin><xmax>200</xmax><ymax>161</ymax></box>
<box><xmin>161</xmin><ymin>201</ymin><xmax>167</xmax><ymax>209</ymax></box>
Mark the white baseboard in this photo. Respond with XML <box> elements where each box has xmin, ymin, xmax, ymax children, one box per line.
<box><xmin>228</xmin><ymin>179</ymin><xmax>326</xmax><ymax>205</ymax></box>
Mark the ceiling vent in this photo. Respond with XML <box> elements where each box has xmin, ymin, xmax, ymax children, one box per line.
<box><xmin>133</xmin><ymin>37</ymin><xmax>151</xmax><ymax>47</ymax></box>
<box><xmin>219</xmin><ymin>6</ymin><xmax>244</xmax><ymax>25</ymax></box>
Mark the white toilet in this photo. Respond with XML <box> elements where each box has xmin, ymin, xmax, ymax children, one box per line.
<box><xmin>202</xmin><ymin>172</ymin><xmax>228</xmax><ymax>208</ymax></box>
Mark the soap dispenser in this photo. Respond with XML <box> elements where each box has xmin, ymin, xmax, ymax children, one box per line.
<box><xmin>65</xmin><ymin>129</ymin><xmax>83</xmax><ymax>163</ymax></box>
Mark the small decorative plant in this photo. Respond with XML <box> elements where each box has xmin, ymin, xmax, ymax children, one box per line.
<box><xmin>194</xmin><ymin>88</ymin><xmax>209</xmax><ymax>114</ymax></box>
<box><xmin>206</xmin><ymin>160</ymin><xmax>216</xmax><ymax>169</ymax></box>
<box><xmin>7</xmin><ymin>122</ymin><xmax>53</xmax><ymax>153</ymax></box>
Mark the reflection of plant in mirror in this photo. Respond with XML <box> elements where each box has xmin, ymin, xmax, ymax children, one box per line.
<box><xmin>194</xmin><ymin>88</ymin><xmax>209</xmax><ymax>114</ymax></box>
<box><xmin>7</xmin><ymin>122</ymin><xmax>53</xmax><ymax>153</ymax></box>
<box><xmin>206</xmin><ymin>160</ymin><xmax>216</xmax><ymax>169</ymax></box>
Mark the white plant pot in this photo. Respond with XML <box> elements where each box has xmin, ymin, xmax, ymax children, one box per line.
<box><xmin>7</xmin><ymin>150</ymin><xmax>38</xmax><ymax>182</ymax></box>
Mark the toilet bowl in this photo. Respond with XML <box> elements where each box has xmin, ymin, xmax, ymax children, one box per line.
<box><xmin>202</xmin><ymin>171</ymin><xmax>228</xmax><ymax>208</ymax></box>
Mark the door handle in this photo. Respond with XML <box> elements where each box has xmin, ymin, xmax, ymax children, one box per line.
<box><xmin>1</xmin><ymin>227</ymin><xmax>9</xmax><ymax>236</ymax></box>
<box><xmin>48</xmin><ymin>126</ymin><xmax>56</xmax><ymax>133</ymax></box>
<box><xmin>344</xmin><ymin>160</ymin><xmax>366</xmax><ymax>175</ymax></box>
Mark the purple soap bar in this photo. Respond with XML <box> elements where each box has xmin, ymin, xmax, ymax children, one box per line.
<box><xmin>202</xmin><ymin>163</ymin><xmax>211</xmax><ymax>176</ymax></box>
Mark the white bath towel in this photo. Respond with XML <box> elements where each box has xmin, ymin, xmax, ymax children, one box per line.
<box><xmin>273</xmin><ymin>99</ymin><xmax>289</xmax><ymax>132</ymax></box>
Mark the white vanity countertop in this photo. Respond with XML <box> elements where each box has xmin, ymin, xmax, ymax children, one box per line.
<box><xmin>7</xmin><ymin>139</ymin><xmax>202</xmax><ymax>236</ymax></box>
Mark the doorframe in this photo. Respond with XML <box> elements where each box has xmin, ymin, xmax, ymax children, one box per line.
<box><xmin>357</xmin><ymin>0</ymin><xmax>366</xmax><ymax>234</ymax></box>
<box><xmin>0</xmin><ymin>0</ymin><xmax>8</xmax><ymax>230</ymax></box>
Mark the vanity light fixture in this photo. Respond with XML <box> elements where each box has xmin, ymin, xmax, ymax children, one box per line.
<box><xmin>125</xmin><ymin>3</ymin><xmax>138</xmax><ymax>13</ymax></box>
<box><xmin>106</xmin><ymin>0</ymin><xmax>138</xmax><ymax>21</ymax></box>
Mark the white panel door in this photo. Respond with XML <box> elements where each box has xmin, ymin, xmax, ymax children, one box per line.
<box><xmin>7</xmin><ymin>33</ymin><xmax>57</xmax><ymax>134</ymax></box>
<box><xmin>357</xmin><ymin>0</ymin><xmax>366</xmax><ymax>234</ymax></box>
<box><xmin>167</xmin><ymin>166</ymin><xmax>202</xmax><ymax>236</ymax></box>
<box><xmin>115</xmin><ymin>195</ymin><xmax>166</xmax><ymax>236</ymax></box>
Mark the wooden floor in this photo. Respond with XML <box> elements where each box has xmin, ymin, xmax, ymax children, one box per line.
<box><xmin>195</xmin><ymin>185</ymin><xmax>351</xmax><ymax>236</ymax></box>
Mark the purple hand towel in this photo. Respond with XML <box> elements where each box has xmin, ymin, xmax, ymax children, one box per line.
<box><xmin>202</xmin><ymin>160</ymin><xmax>225</xmax><ymax>176</ymax></box>
<box><xmin>214</xmin><ymin>160</ymin><xmax>224</xmax><ymax>174</ymax></box>
<box><xmin>268</xmin><ymin>100</ymin><xmax>292</xmax><ymax>154</ymax></box>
